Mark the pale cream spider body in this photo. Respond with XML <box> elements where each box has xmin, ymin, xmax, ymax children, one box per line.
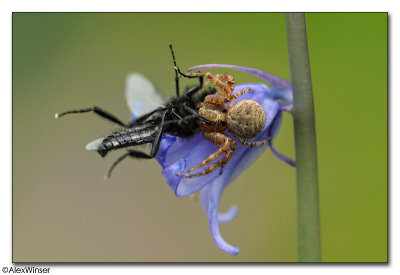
<box><xmin>177</xmin><ymin>71</ymin><xmax>269</xmax><ymax>178</ymax></box>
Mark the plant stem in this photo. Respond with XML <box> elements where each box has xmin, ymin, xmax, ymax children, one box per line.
<box><xmin>284</xmin><ymin>13</ymin><xmax>321</xmax><ymax>262</ymax></box>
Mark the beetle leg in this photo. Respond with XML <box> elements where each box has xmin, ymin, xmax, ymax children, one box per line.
<box><xmin>56</xmin><ymin>106</ymin><xmax>128</xmax><ymax>127</ymax></box>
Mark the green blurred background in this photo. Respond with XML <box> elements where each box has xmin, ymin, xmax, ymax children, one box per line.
<box><xmin>12</xmin><ymin>13</ymin><xmax>387</xmax><ymax>262</ymax></box>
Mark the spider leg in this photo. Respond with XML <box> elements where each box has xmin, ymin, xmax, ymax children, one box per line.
<box><xmin>177</xmin><ymin>133</ymin><xmax>235</xmax><ymax>177</ymax></box>
<box><xmin>181</xmin><ymin>72</ymin><xmax>234</xmax><ymax>100</ymax></box>
<box><xmin>235</xmin><ymin>135</ymin><xmax>271</xmax><ymax>147</ymax></box>
<box><xmin>199</xmin><ymin>74</ymin><xmax>237</xmax><ymax>105</ymax></box>
<box><xmin>214</xmin><ymin>73</ymin><xmax>235</xmax><ymax>94</ymax></box>
<box><xmin>228</xmin><ymin>88</ymin><xmax>252</xmax><ymax>107</ymax></box>
<box><xmin>180</xmin><ymin>137</ymin><xmax>236</xmax><ymax>178</ymax></box>
<box><xmin>56</xmin><ymin>106</ymin><xmax>127</xmax><ymax>127</ymax></box>
<box><xmin>201</xmin><ymin>92</ymin><xmax>229</xmax><ymax>105</ymax></box>
<box><xmin>177</xmin><ymin>142</ymin><xmax>227</xmax><ymax>176</ymax></box>
<box><xmin>174</xmin><ymin>66</ymin><xmax>198</xmax><ymax>79</ymax></box>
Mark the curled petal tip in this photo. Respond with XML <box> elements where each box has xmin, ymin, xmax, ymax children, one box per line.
<box><xmin>226</xmin><ymin>246</ymin><xmax>240</xmax><ymax>256</ymax></box>
<box><xmin>213</xmin><ymin>234</ymin><xmax>240</xmax><ymax>256</ymax></box>
<box><xmin>280</xmin><ymin>104</ymin><xmax>293</xmax><ymax>113</ymax></box>
<box><xmin>218</xmin><ymin>205</ymin><xmax>239</xmax><ymax>224</ymax></box>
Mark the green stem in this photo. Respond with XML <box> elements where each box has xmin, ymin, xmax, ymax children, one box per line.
<box><xmin>284</xmin><ymin>13</ymin><xmax>321</xmax><ymax>262</ymax></box>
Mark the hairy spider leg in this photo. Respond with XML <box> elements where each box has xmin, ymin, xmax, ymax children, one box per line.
<box><xmin>177</xmin><ymin>132</ymin><xmax>236</xmax><ymax>178</ymax></box>
<box><xmin>177</xmin><ymin>71</ymin><xmax>235</xmax><ymax>102</ymax></box>
<box><xmin>234</xmin><ymin>135</ymin><xmax>270</xmax><ymax>147</ymax></box>
<box><xmin>228</xmin><ymin>88</ymin><xmax>252</xmax><ymax>107</ymax></box>
<box><xmin>180</xmin><ymin>136</ymin><xmax>236</xmax><ymax>178</ymax></box>
<box><xmin>55</xmin><ymin>106</ymin><xmax>127</xmax><ymax>127</ymax></box>
<box><xmin>175</xmin><ymin>68</ymin><xmax>233</xmax><ymax>90</ymax></box>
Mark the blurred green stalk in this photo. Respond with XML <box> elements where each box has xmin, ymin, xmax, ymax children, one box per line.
<box><xmin>284</xmin><ymin>13</ymin><xmax>321</xmax><ymax>262</ymax></box>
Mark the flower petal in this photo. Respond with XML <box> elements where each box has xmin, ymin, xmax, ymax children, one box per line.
<box><xmin>157</xmin><ymin>133</ymin><xmax>221</xmax><ymax>197</ymax></box>
<box><xmin>217</xmin><ymin>206</ymin><xmax>239</xmax><ymax>224</ymax></box>
<box><xmin>207</xmin><ymin>176</ymin><xmax>240</xmax><ymax>255</ymax></box>
<box><xmin>200</xmin><ymin>185</ymin><xmax>238</xmax><ymax>224</ymax></box>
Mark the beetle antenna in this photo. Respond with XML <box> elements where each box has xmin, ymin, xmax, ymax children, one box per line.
<box><xmin>168</xmin><ymin>43</ymin><xmax>180</xmax><ymax>97</ymax></box>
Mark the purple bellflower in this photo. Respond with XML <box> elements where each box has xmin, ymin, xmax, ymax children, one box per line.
<box><xmin>153</xmin><ymin>65</ymin><xmax>295</xmax><ymax>255</ymax></box>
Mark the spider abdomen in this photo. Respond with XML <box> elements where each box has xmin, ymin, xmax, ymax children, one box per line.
<box><xmin>227</xmin><ymin>100</ymin><xmax>266</xmax><ymax>139</ymax></box>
